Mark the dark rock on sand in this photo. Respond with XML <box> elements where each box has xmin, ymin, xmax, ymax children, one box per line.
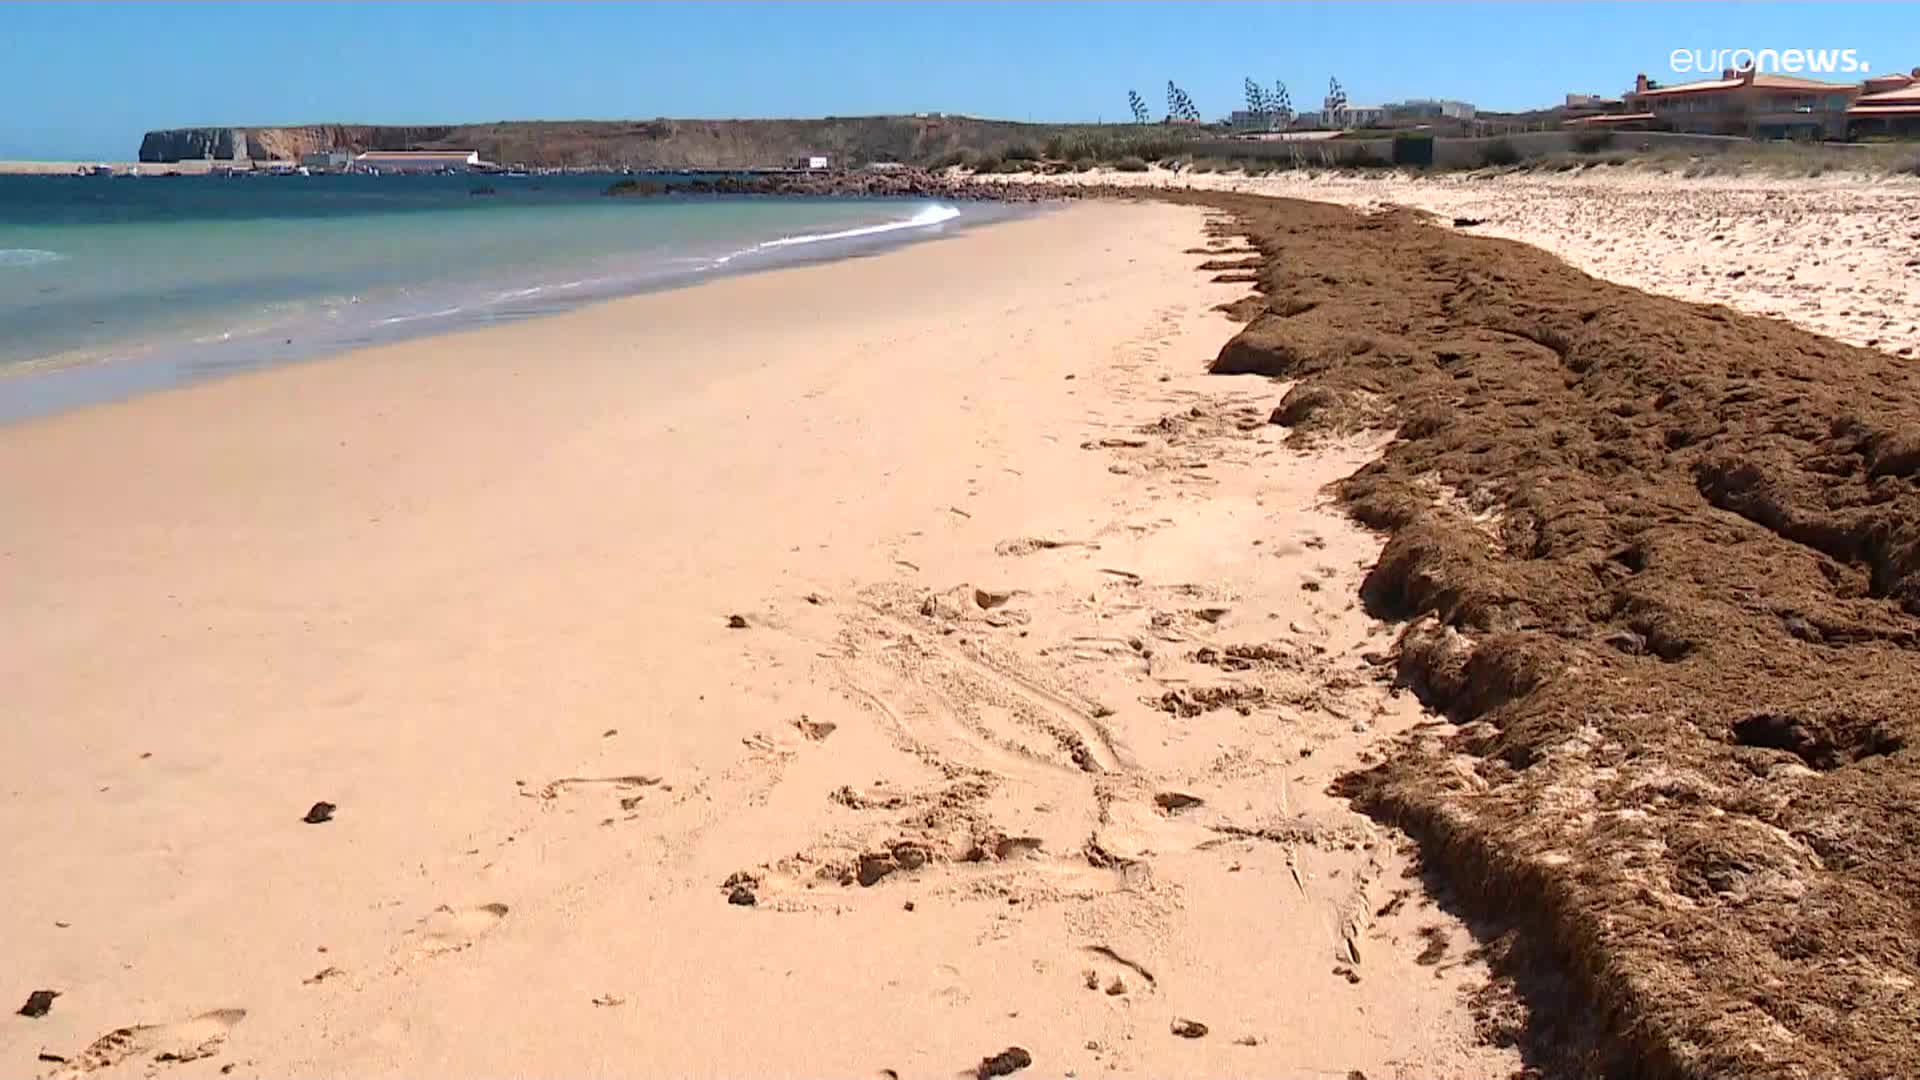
<box><xmin>974</xmin><ymin>1046</ymin><xmax>1032</xmax><ymax>1078</ymax></box>
<box><xmin>301</xmin><ymin>801</ymin><xmax>336</xmax><ymax>824</ymax></box>
<box><xmin>17</xmin><ymin>989</ymin><xmax>58</xmax><ymax>1018</ymax></box>
<box><xmin>721</xmin><ymin>870</ymin><xmax>760</xmax><ymax>906</ymax></box>
<box><xmin>1170</xmin><ymin>1018</ymin><xmax>1209</xmax><ymax>1039</ymax></box>
<box><xmin>1153</xmin><ymin>791</ymin><xmax>1205</xmax><ymax>814</ymax></box>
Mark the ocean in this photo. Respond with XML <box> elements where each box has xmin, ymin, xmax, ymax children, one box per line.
<box><xmin>0</xmin><ymin>173</ymin><xmax>1005</xmax><ymax>422</ymax></box>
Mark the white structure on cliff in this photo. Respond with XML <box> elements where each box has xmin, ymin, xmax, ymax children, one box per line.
<box><xmin>349</xmin><ymin>150</ymin><xmax>489</xmax><ymax>173</ymax></box>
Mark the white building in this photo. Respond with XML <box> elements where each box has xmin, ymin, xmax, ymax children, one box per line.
<box><xmin>350</xmin><ymin>150</ymin><xmax>488</xmax><ymax>173</ymax></box>
<box><xmin>1341</xmin><ymin>104</ymin><xmax>1388</xmax><ymax>128</ymax></box>
<box><xmin>1228</xmin><ymin>109</ymin><xmax>1288</xmax><ymax>131</ymax></box>
<box><xmin>1384</xmin><ymin>99</ymin><xmax>1479</xmax><ymax>122</ymax></box>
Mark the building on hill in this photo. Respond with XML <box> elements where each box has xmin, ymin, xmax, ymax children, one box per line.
<box><xmin>1387</xmin><ymin>99</ymin><xmax>1477</xmax><ymax>122</ymax></box>
<box><xmin>350</xmin><ymin>150</ymin><xmax>489</xmax><ymax>173</ymax></box>
<box><xmin>1624</xmin><ymin>69</ymin><xmax>1858</xmax><ymax>139</ymax></box>
<box><xmin>1560</xmin><ymin>93</ymin><xmax>1637</xmax><ymax>128</ymax></box>
<box><xmin>1337</xmin><ymin>105</ymin><xmax>1388</xmax><ymax>129</ymax></box>
<box><xmin>1847</xmin><ymin>68</ymin><xmax>1920</xmax><ymax>137</ymax></box>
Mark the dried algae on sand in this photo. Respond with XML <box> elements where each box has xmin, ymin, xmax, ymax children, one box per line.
<box><xmin>1168</xmin><ymin>189</ymin><xmax>1920</xmax><ymax>1080</ymax></box>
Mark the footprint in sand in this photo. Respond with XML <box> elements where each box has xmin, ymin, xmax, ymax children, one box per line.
<box><xmin>414</xmin><ymin>903</ymin><xmax>509</xmax><ymax>956</ymax></box>
<box><xmin>532</xmin><ymin>775</ymin><xmax>662</xmax><ymax>801</ymax></box>
<box><xmin>47</xmin><ymin>1009</ymin><xmax>246</xmax><ymax>1078</ymax></box>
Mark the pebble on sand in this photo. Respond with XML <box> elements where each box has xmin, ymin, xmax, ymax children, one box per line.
<box><xmin>974</xmin><ymin>1046</ymin><xmax>1032</xmax><ymax>1078</ymax></box>
<box><xmin>1170</xmin><ymin>1018</ymin><xmax>1209</xmax><ymax>1039</ymax></box>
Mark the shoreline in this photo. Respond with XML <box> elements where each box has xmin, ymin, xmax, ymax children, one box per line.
<box><xmin>0</xmin><ymin>192</ymin><xmax>1043</xmax><ymax>426</ymax></box>
<box><xmin>12</xmin><ymin>177</ymin><xmax>1914</xmax><ymax>1078</ymax></box>
<box><xmin>2</xmin><ymin>201</ymin><xmax>1517</xmax><ymax>1078</ymax></box>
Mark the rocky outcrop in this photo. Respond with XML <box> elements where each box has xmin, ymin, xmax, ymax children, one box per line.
<box><xmin>139</xmin><ymin>125</ymin><xmax>464</xmax><ymax>163</ymax></box>
<box><xmin>139</xmin><ymin>128</ymin><xmax>246</xmax><ymax>162</ymax></box>
<box><xmin>605</xmin><ymin>169</ymin><xmax>1090</xmax><ymax>203</ymax></box>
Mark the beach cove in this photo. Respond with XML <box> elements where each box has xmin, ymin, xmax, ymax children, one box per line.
<box><xmin>1</xmin><ymin>202</ymin><xmax>1516</xmax><ymax>1078</ymax></box>
<box><xmin>0</xmin><ymin>174</ymin><xmax>1031</xmax><ymax>423</ymax></box>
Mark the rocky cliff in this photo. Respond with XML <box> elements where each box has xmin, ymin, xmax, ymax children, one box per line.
<box><xmin>137</xmin><ymin>116</ymin><xmax>1126</xmax><ymax>169</ymax></box>
<box><xmin>140</xmin><ymin>128</ymin><xmax>246</xmax><ymax>161</ymax></box>
<box><xmin>140</xmin><ymin>125</ymin><xmax>460</xmax><ymax>163</ymax></box>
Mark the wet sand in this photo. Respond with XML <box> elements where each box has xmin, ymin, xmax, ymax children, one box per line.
<box><xmin>3</xmin><ymin>204</ymin><xmax>1514</xmax><ymax>1078</ymax></box>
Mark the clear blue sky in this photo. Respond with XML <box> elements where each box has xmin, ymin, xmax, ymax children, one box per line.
<box><xmin>3</xmin><ymin>1</ymin><xmax>1914</xmax><ymax>159</ymax></box>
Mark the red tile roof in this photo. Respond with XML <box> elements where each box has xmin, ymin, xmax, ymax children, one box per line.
<box><xmin>1633</xmin><ymin>73</ymin><xmax>1855</xmax><ymax>98</ymax></box>
<box><xmin>1568</xmin><ymin>112</ymin><xmax>1657</xmax><ymax>125</ymax></box>
<box><xmin>1750</xmin><ymin>73</ymin><xmax>1857</xmax><ymax>91</ymax></box>
<box><xmin>1633</xmin><ymin>77</ymin><xmax>1743</xmax><ymax>97</ymax></box>
<box><xmin>1855</xmin><ymin>84</ymin><xmax>1920</xmax><ymax>105</ymax></box>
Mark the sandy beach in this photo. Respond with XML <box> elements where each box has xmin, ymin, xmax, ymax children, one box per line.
<box><xmin>3</xmin><ymin>204</ymin><xmax>1516</xmax><ymax>1078</ymax></box>
<box><xmin>989</xmin><ymin>165</ymin><xmax>1920</xmax><ymax>359</ymax></box>
<box><xmin>0</xmin><ymin>160</ymin><xmax>227</xmax><ymax>175</ymax></box>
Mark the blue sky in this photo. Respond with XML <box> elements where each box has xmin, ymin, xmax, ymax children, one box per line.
<box><xmin>3</xmin><ymin>2</ymin><xmax>1914</xmax><ymax>159</ymax></box>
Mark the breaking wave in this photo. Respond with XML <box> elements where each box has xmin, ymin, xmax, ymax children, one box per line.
<box><xmin>755</xmin><ymin>203</ymin><xmax>962</xmax><ymax>249</ymax></box>
<box><xmin>0</xmin><ymin>248</ymin><xmax>65</xmax><ymax>269</ymax></box>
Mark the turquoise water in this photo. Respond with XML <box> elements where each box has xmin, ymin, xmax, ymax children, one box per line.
<box><xmin>0</xmin><ymin>174</ymin><xmax>999</xmax><ymax>421</ymax></box>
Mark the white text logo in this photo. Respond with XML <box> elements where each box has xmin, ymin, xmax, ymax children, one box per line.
<box><xmin>1670</xmin><ymin>48</ymin><xmax>1870</xmax><ymax>76</ymax></box>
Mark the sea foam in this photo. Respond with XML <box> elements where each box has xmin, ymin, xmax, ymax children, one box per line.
<box><xmin>755</xmin><ymin>204</ymin><xmax>961</xmax><ymax>250</ymax></box>
<box><xmin>0</xmin><ymin>248</ymin><xmax>65</xmax><ymax>268</ymax></box>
